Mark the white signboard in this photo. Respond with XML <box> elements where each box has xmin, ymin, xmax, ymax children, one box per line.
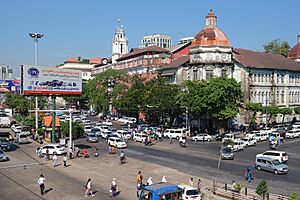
<box><xmin>22</xmin><ymin>65</ymin><xmax>82</xmax><ymax>95</ymax></box>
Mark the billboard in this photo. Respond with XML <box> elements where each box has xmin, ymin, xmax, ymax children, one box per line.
<box><xmin>21</xmin><ymin>65</ymin><xmax>82</xmax><ymax>95</ymax></box>
<box><xmin>0</xmin><ymin>80</ymin><xmax>21</xmax><ymax>93</ymax></box>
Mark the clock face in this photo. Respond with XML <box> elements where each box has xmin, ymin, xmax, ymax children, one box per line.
<box><xmin>102</xmin><ymin>59</ymin><xmax>108</xmax><ymax>65</ymax></box>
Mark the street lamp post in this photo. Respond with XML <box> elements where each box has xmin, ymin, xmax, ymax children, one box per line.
<box><xmin>107</xmin><ymin>77</ymin><xmax>115</xmax><ymax>115</ymax></box>
<box><xmin>29</xmin><ymin>33</ymin><xmax>44</xmax><ymax>138</ymax></box>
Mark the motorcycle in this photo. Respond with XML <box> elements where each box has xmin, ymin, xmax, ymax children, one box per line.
<box><xmin>269</xmin><ymin>141</ymin><xmax>278</xmax><ymax>150</ymax></box>
<box><xmin>179</xmin><ymin>137</ymin><xmax>187</xmax><ymax>147</ymax></box>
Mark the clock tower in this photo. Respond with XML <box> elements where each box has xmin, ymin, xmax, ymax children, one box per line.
<box><xmin>112</xmin><ymin>19</ymin><xmax>128</xmax><ymax>64</ymax></box>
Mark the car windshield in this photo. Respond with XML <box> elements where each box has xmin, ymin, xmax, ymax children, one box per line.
<box><xmin>272</xmin><ymin>160</ymin><xmax>281</xmax><ymax>165</ymax></box>
<box><xmin>0</xmin><ymin>149</ymin><xmax>4</xmax><ymax>154</ymax></box>
<box><xmin>222</xmin><ymin>148</ymin><xmax>232</xmax><ymax>153</ymax></box>
<box><xmin>116</xmin><ymin>139</ymin><xmax>122</xmax><ymax>142</ymax></box>
<box><xmin>242</xmin><ymin>138</ymin><xmax>248</xmax><ymax>141</ymax></box>
<box><xmin>0</xmin><ymin>138</ymin><xmax>9</xmax><ymax>142</ymax></box>
<box><xmin>89</xmin><ymin>134</ymin><xmax>97</xmax><ymax>137</ymax></box>
<box><xmin>186</xmin><ymin>189</ymin><xmax>199</xmax><ymax>195</ymax></box>
<box><xmin>20</xmin><ymin>135</ymin><xmax>27</xmax><ymax>138</ymax></box>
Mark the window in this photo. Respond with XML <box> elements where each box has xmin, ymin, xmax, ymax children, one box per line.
<box><xmin>281</xmin><ymin>91</ymin><xmax>284</xmax><ymax>104</ymax></box>
<box><xmin>206</xmin><ymin>69</ymin><xmax>213</xmax><ymax>80</ymax></box>
<box><xmin>83</xmin><ymin>72</ymin><xmax>88</xmax><ymax>76</ymax></box>
<box><xmin>193</xmin><ymin>69</ymin><xmax>198</xmax><ymax>80</ymax></box>
<box><xmin>222</xmin><ymin>69</ymin><xmax>227</xmax><ymax>77</ymax></box>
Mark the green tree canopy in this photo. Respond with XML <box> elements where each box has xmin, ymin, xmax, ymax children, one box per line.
<box><xmin>279</xmin><ymin>107</ymin><xmax>292</xmax><ymax>123</ymax></box>
<box><xmin>263</xmin><ymin>39</ymin><xmax>290</xmax><ymax>57</ymax></box>
<box><xmin>256</xmin><ymin>180</ymin><xmax>268</xmax><ymax>199</ymax></box>
<box><xmin>60</xmin><ymin>121</ymin><xmax>84</xmax><ymax>139</ymax></box>
<box><xmin>245</xmin><ymin>103</ymin><xmax>263</xmax><ymax>123</ymax></box>
<box><xmin>294</xmin><ymin>106</ymin><xmax>300</xmax><ymax>114</ymax></box>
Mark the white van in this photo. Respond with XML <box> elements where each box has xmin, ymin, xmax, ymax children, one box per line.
<box><xmin>16</xmin><ymin>132</ymin><xmax>29</xmax><ymax>144</ymax></box>
<box><xmin>285</xmin><ymin>129</ymin><xmax>300</xmax><ymax>139</ymax></box>
<box><xmin>232</xmin><ymin>139</ymin><xmax>246</xmax><ymax>151</ymax></box>
<box><xmin>222</xmin><ymin>133</ymin><xmax>235</xmax><ymax>143</ymax></box>
<box><xmin>163</xmin><ymin>128</ymin><xmax>187</xmax><ymax>139</ymax></box>
<box><xmin>254</xmin><ymin>132</ymin><xmax>269</xmax><ymax>142</ymax></box>
<box><xmin>133</xmin><ymin>133</ymin><xmax>148</xmax><ymax>143</ymax></box>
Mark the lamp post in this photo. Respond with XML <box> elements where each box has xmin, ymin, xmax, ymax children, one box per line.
<box><xmin>107</xmin><ymin>77</ymin><xmax>115</xmax><ymax>115</ymax></box>
<box><xmin>29</xmin><ymin>33</ymin><xmax>44</xmax><ymax>138</ymax></box>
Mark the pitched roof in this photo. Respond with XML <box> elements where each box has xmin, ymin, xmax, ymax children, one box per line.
<box><xmin>288</xmin><ymin>43</ymin><xmax>300</xmax><ymax>59</ymax></box>
<box><xmin>65</xmin><ymin>57</ymin><xmax>79</xmax><ymax>63</ymax></box>
<box><xmin>167</xmin><ymin>42</ymin><xmax>191</xmax><ymax>53</ymax></box>
<box><xmin>233</xmin><ymin>48</ymin><xmax>300</xmax><ymax>71</ymax></box>
<box><xmin>117</xmin><ymin>45</ymin><xmax>170</xmax><ymax>61</ymax></box>
<box><xmin>160</xmin><ymin>55</ymin><xmax>190</xmax><ymax>69</ymax></box>
<box><xmin>89</xmin><ymin>58</ymin><xmax>102</xmax><ymax>64</ymax></box>
<box><xmin>43</xmin><ymin>116</ymin><xmax>60</xmax><ymax>127</ymax></box>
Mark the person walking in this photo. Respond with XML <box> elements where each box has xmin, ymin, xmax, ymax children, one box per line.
<box><xmin>110</xmin><ymin>178</ymin><xmax>117</xmax><ymax>197</ymax></box>
<box><xmin>69</xmin><ymin>148</ymin><xmax>73</xmax><ymax>159</ymax></box>
<box><xmin>76</xmin><ymin>147</ymin><xmax>80</xmax><ymax>158</ymax></box>
<box><xmin>63</xmin><ymin>155</ymin><xmax>67</xmax><ymax>167</ymax></box>
<box><xmin>46</xmin><ymin>148</ymin><xmax>50</xmax><ymax>161</ymax></box>
<box><xmin>197</xmin><ymin>179</ymin><xmax>202</xmax><ymax>193</ymax></box>
<box><xmin>136</xmin><ymin>171</ymin><xmax>143</xmax><ymax>198</ymax></box>
<box><xmin>247</xmin><ymin>170</ymin><xmax>252</xmax><ymax>183</ymax></box>
<box><xmin>83</xmin><ymin>148</ymin><xmax>88</xmax><ymax>158</ymax></box>
<box><xmin>189</xmin><ymin>177</ymin><xmax>194</xmax><ymax>186</ymax></box>
<box><xmin>38</xmin><ymin>174</ymin><xmax>46</xmax><ymax>195</ymax></box>
<box><xmin>85</xmin><ymin>178</ymin><xmax>95</xmax><ymax>197</ymax></box>
<box><xmin>52</xmin><ymin>153</ymin><xmax>58</xmax><ymax>167</ymax></box>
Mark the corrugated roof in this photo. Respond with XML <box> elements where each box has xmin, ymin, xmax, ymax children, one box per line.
<box><xmin>117</xmin><ymin>45</ymin><xmax>170</xmax><ymax>61</ymax></box>
<box><xmin>160</xmin><ymin>55</ymin><xmax>190</xmax><ymax>69</ymax></box>
<box><xmin>167</xmin><ymin>42</ymin><xmax>191</xmax><ymax>53</ymax></box>
<box><xmin>43</xmin><ymin>116</ymin><xmax>60</xmax><ymax>127</ymax></box>
<box><xmin>65</xmin><ymin>57</ymin><xmax>79</xmax><ymax>63</ymax></box>
<box><xmin>233</xmin><ymin>48</ymin><xmax>300</xmax><ymax>71</ymax></box>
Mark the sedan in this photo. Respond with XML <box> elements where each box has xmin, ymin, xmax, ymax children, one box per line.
<box><xmin>11</xmin><ymin>124</ymin><xmax>22</xmax><ymax>133</ymax></box>
<box><xmin>102</xmin><ymin>120</ymin><xmax>113</xmax><ymax>126</ymax></box>
<box><xmin>38</xmin><ymin>144</ymin><xmax>67</xmax><ymax>155</ymax></box>
<box><xmin>107</xmin><ymin>137</ymin><xmax>127</xmax><ymax>148</ymax></box>
<box><xmin>221</xmin><ymin>147</ymin><xmax>234</xmax><ymax>160</ymax></box>
<box><xmin>241</xmin><ymin>137</ymin><xmax>257</xmax><ymax>147</ymax></box>
<box><xmin>192</xmin><ymin>134</ymin><xmax>212</xmax><ymax>142</ymax></box>
<box><xmin>0</xmin><ymin>148</ymin><xmax>9</xmax><ymax>162</ymax></box>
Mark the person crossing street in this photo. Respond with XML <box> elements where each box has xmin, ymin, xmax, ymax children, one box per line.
<box><xmin>37</xmin><ymin>174</ymin><xmax>46</xmax><ymax>195</ymax></box>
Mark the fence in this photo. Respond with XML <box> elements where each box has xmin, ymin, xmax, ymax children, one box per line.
<box><xmin>211</xmin><ymin>181</ymin><xmax>290</xmax><ymax>200</ymax></box>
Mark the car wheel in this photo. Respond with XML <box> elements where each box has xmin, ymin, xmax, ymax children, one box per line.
<box><xmin>207</xmin><ymin>139</ymin><xmax>211</xmax><ymax>142</ymax></box>
<box><xmin>257</xmin><ymin>166</ymin><xmax>261</xmax><ymax>171</ymax></box>
<box><xmin>194</xmin><ymin>139</ymin><xmax>198</xmax><ymax>142</ymax></box>
<box><xmin>274</xmin><ymin>169</ymin><xmax>279</xmax><ymax>175</ymax></box>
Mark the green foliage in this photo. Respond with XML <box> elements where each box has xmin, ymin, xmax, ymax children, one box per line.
<box><xmin>60</xmin><ymin>121</ymin><xmax>84</xmax><ymax>139</ymax></box>
<box><xmin>233</xmin><ymin>183</ymin><xmax>243</xmax><ymax>192</ymax></box>
<box><xmin>223</xmin><ymin>139</ymin><xmax>234</xmax><ymax>147</ymax></box>
<box><xmin>289</xmin><ymin>193</ymin><xmax>299</xmax><ymax>200</ymax></box>
<box><xmin>4</xmin><ymin>93</ymin><xmax>30</xmax><ymax>113</ymax></box>
<box><xmin>245</xmin><ymin>103</ymin><xmax>263</xmax><ymax>113</ymax></box>
<box><xmin>279</xmin><ymin>107</ymin><xmax>292</xmax><ymax>123</ymax></box>
<box><xmin>294</xmin><ymin>106</ymin><xmax>300</xmax><ymax>114</ymax></box>
<box><xmin>263</xmin><ymin>39</ymin><xmax>290</xmax><ymax>57</ymax></box>
<box><xmin>256</xmin><ymin>180</ymin><xmax>268</xmax><ymax>199</ymax></box>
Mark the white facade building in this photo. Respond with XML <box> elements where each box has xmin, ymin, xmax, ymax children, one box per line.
<box><xmin>178</xmin><ymin>37</ymin><xmax>194</xmax><ymax>44</ymax></box>
<box><xmin>140</xmin><ymin>34</ymin><xmax>172</xmax><ymax>49</ymax></box>
<box><xmin>0</xmin><ymin>65</ymin><xmax>13</xmax><ymax>80</ymax></box>
<box><xmin>112</xmin><ymin>23</ymin><xmax>128</xmax><ymax>64</ymax></box>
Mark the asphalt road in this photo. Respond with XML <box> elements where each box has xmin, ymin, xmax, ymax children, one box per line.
<box><xmin>83</xmin><ymin>117</ymin><xmax>300</xmax><ymax>196</ymax></box>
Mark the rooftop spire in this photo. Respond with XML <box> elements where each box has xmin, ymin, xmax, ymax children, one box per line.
<box><xmin>205</xmin><ymin>8</ymin><xmax>217</xmax><ymax>27</ymax></box>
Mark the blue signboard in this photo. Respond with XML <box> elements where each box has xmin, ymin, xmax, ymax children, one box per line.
<box><xmin>0</xmin><ymin>80</ymin><xmax>21</xmax><ymax>93</ymax></box>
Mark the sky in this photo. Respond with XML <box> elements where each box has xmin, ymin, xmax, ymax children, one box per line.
<box><xmin>0</xmin><ymin>0</ymin><xmax>299</xmax><ymax>77</ymax></box>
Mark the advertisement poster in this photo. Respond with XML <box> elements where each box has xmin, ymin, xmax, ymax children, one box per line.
<box><xmin>22</xmin><ymin>65</ymin><xmax>82</xmax><ymax>95</ymax></box>
<box><xmin>0</xmin><ymin>80</ymin><xmax>21</xmax><ymax>93</ymax></box>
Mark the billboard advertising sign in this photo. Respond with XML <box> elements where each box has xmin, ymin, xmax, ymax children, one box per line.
<box><xmin>22</xmin><ymin>66</ymin><xmax>82</xmax><ymax>95</ymax></box>
<box><xmin>0</xmin><ymin>80</ymin><xmax>21</xmax><ymax>93</ymax></box>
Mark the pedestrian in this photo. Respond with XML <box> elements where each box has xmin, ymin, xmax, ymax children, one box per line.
<box><xmin>110</xmin><ymin>178</ymin><xmax>117</xmax><ymax>197</ymax></box>
<box><xmin>76</xmin><ymin>147</ymin><xmax>80</xmax><ymax>158</ymax></box>
<box><xmin>52</xmin><ymin>153</ymin><xmax>58</xmax><ymax>167</ymax></box>
<box><xmin>83</xmin><ymin>148</ymin><xmax>88</xmax><ymax>158</ymax></box>
<box><xmin>69</xmin><ymin>148</ymin><xmax>73</xmax><ymax>159</ymax></box>
<box><xmin>189</xmin><ymin>177</ymin><xmax>194</xmax><ymax>186</ymax></box>
<box><xmin>46</xmin><ymin>148</ymin><xmax>50</xmax><ymax>161</ymax></box>
<box><xmin>247</xmin><ymin>170</ymin><xmax>252</xmax><ymax>183</ymax></box>
<box><xmin>161</xmin><ymin>176</ymin><xmax>167</xmax><ymax>183</ymax></box>
<box><xmin>93</xmin><ymin>147</ymin><xmax>98</xmax><ymax>157</ymax></box>
<box><xmin>85</xmin><ymin>178</ymin><xmax>95</xmax><ymax>197</ymax></box>
<box><xmin>147</xmin><ymin>177</ymin><xmax>153</xmax><ymax>186</ymax></box>
<box><xmin>197</xmin><ymin>179</ymin><xmax>202</xmax><ymax>192</ymax></box>
<box><xmin>63</xmin><ymin>155</ymin><xmax>67</xmax><ymax>167</ymax></box>
<box><xmin>38</xmin><ymin>174</ymin><xmax>46</xmax><ymax>195</ymax></box>
<box><xmin>277</xmin><ymin>136</ymin><xmax>281</xmax><ymax>145</ymax></box>
<box><xmin>136</xmin><ymin>171</ymin><xmax>143</xmax><ymax>198</ymax></box>
<box><xmin>144</xmin><ymin>136</ymin><xmax>148</xmax><ymax>146</ymax></box>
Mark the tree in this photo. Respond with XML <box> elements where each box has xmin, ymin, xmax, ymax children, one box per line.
<box><xmin>245</xmin><ymin>103</ymin><xmax>263</xmax><ymax>123</ymax></box>
<box><xmin>263</xmin><ymin>105</ymin><xmax>280</xmax><ymax>125</ymax></box>
<box><xmin>60</xmin><ymin>121</ymin><xmax>84</xmax><ymax>139</ymax></box>
<box><xmin>256</xmin><ymin>180</ymin><xmax>268</xmax><ymax>199</ymax></box>
<box><xmin>294</xmin><ymin>106</ymin><xmax>300</xmax><ymax>115</ymax></box>
<box><xmin>289</xmin><ymin>193</ymin><xmax>299</xmax><ymax>200</ymax></box>
<box><xmin>223</xmin><ymin>139</ymin><xmax>234</xmax><ymax>147</ymax></box>
<box><xmin>263</xmin><ymin>39</ymin><xmax>290</xmax><ymax>57</ymax></box>
<box><xmin>279</xmin><ymin>107</ymin><xmax>292</xmax><ymax>123</ymax></box>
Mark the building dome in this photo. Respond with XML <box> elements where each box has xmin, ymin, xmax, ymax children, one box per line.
<box><xmin>192</xmin><ymin>8</ymin><xmax>231</xmax><ymax>47</ymax></box>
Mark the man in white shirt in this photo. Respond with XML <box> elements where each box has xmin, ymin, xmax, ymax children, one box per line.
<box><xmin>38</xmin><ymin>174</ymin><xmax>46</xmax><ymax>195</ymax></box>
<box><xmin>52</xmin><ymin>154</ymin><xmax>58</xmax><ymax>167</ymax></box>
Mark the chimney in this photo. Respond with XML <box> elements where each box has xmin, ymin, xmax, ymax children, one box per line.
<box><xmin>298</xmin><ymin>35</ymin><xmax>300</xmax><ymax>44</ymax></box>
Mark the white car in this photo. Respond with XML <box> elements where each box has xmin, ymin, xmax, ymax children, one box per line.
<box><xmin>133</xmin><ymin>133</ymin><xmax>148</xmax><ymax>143</ymax></box>
<box><xmin>192</xmin><ymin>133</ymin><xmax>212</xmax><ymax>142</ymax></box>
<box><xmin>116</xmin><ymin>130</ymin><xmax>131</xmax><ymax>140</ymax></box>
<box><xmin>222</xmin><ymin>133</ymin><xmax>236</xmax><ymax>143</ymax></box>
<box><xmin>256</xmin><ymin>151</ymin><xmax>288</xmax><ymax>163</ymax></box>
<box><xmin>101</xmin><ymin>129</ymin><xmax>112</xmax><ymax>139</ymax></box>
<box><xmin>254</xmin><ymin>132</ymin><xmax>269</xmax><ymax>142</ymax></box>
<box><xmin>84</xmin><ymin>125</ymin><xmax>92</xmax><ymax>133</ymax></box>
<box><xmin>285</xmin><ymin>129</ymin><xmax>300</xmax><ymax>139</ymax></box>
<box><xmin>102</xmin><ymin>120</ymin><xmax>112</xmax><ymax>126</ymax></box>
<box><xmin>82</xmin><ymin>119</ymin><xmax>91</xmax><ymax>125</ymax></box>
<box><xmin>232</xmin><ymin>139</ymin><xmax>246</xmax><ymax>151</ymax></box>
<box><xmin>99</xmin><ymin>125</ymin><xmax>109</xmax><ymax>133</ymax></box>
<box><xmin>241</xmin><ymin>137</ymin><xmax>257</xmax><ymax>147</ymax></box>
<box><xmin>38</xmin><ymin>144</ymin><xmax>66</xmax><ymax>155</ymax></box>
<box><xmin>11</xmin><ymin>124</ymin><xmax>22</xmax><ymax>133</ymax></box>
<box><xmin>259</xmin><ymin>127</ymin><xmax>273</xmax><ymax>135</ymax></box>
<box><xmin>178</xmin><ymin>184</ymin><xmax>201</xmax><ymax>200</ymax></box>
<box><xmin>107</xmin><ymin>137</ymin><xmax>127</xmax><ymax>148</ymax></box>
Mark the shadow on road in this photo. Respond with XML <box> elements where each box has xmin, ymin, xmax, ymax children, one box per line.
<box><xmin>44</xmin><ymin>188</ymin><xmax>53</xmax><ymax>194</ymax></box>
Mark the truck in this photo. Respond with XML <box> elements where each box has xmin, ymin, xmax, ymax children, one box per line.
<box><xmin>0</xmin><ymin>114</ymin><xmax>11</xmax><ymax>128</ymax></box>
<box><xmin>138</xmin><ymin>184</ymin><xmax>183</xmax><ymax>200</ymax></box>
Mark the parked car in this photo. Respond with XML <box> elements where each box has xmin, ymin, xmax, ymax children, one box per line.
<box><xmin>107</xmin><ymin>137</ymin><xmax>127</xmax><ymax>148</ymax></box>
<box><xmin>11</xmin><ymin>124</ymin><xmax>22</xmax><ymax>133</ymax></box>
<box><xmin>221</xmin><ymin>147</ymin><xmax>234</xmax><ymax>160</ymax></box>
<box><xmin>91</xmin><ymin>128</ymin><xmax>101</xmax><ymax>137</ymax></box>
<box><xmin>256</xmin><ymin>150</ymin><xmax>288</xmax><ymax>163</ymax></box>
<box><xmin>271</xmin><ymin>124</ymin><xmax>285</xmax><ymax>132</ymax></box>
<box><xmin>285</xmin><ymin>129</ymin><xmax>300</xmax><ymax>139</ymax></box>
<box><xmin>241</xmin><ymin>137</ymin><xmax>257</xmax><ymax>147</ymax></box>
<box><xmin>109</xmin><ymin>128</ymin><xmax>117</xmax><ymax>134</ymax></box>
<box><xmin>38</xmin><ymin>144</ymin><xmax>67</xmax><ymax>155</ymax></box>
<box><xmin>116</xmin><ymin>130</ymin><xmax>131</xmax><ymax>140</ymax></box>
<box><xmin>178</xmin><ymin>184</ymin><xmax>201</xmax><ymax>200</ymax></box>
<box><xmin>222</xmin><ymin>133</ymin><xmax>236</xmax><ymax>143</ymax></box>
<box><xmin>192</xmin><ymin>133</ymin><xmax>212</xmax><ymax>142</ymax></box>
<box><xmin>16</xmin><ymin>132</ymin><xmax>30</xmax><ymax>144</ymax></box>
<box><xmin>259</xmin><ymin>127</ymin><xmax>273</xmax><ymax>135</ymax></box>
<box><xmin>232</xmin><ymin>139</ymin><xmax>246</xmax><ymax>151</ymax></box>
<box><xmin>163</xmin><ymin>128</ymin><xmax>187</xmax><ymax>139</ymax></box>
<box><xmin>255</xmin><ymin>156</ymin><xmax>289</xmax><ymax>175</ymax></box>
<box><xmin>0</xmin><ymin>137</ymin><xmax>11</xmax><ymax>151</ymax></box>
<box><xmin>86</xmin><ymin>133</ymin><xmax>98</xmax><ymax>143</ymax></box>
<box><xmin>253</xmin><ymin>132</ymin><xmax>269</xmax><ymax>142</ymax></box>
<box><xmin>133</xmin><ymin>132</ymin><xmax>148</xmax><ymax>143</ymax></box>
<box><xmin>214</xmin><ymin>134</ymin><xmax>225</xmax><ymax>141</ymax></box>
<box><xmin>0</xmin><ymin>148</ymin><xmax>9</xmax><ymax>162</ymax></box>
<box><xmin>84</xmin><ymin>125</ymin><xmax>92</xmax><ymax>133</ymax></box>
<box><xmin>101</xmin><ymin>129</ymin><xmax>112</xmax><ymax>139</ymax></box>
<box><xmin>102</xmin><ymin>120</ymin><xmax>113</xmax><ymax>126</ymax></box>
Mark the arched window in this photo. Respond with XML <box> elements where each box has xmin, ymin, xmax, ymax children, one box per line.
<box><xmin>281</xmin><ymin>91</ymin><xmax>284</xmax><ymax>104</ymax></box>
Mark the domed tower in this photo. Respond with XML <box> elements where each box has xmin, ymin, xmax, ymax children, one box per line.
<box><xmin>189</xmin><ymin>8</ymin><xmax>232</xmax><ymax>80</ymax></box>
<box><xmin>112</xmin><ymin>19</ymin><xmax>128</xmax><ymax>64</ymax></box>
